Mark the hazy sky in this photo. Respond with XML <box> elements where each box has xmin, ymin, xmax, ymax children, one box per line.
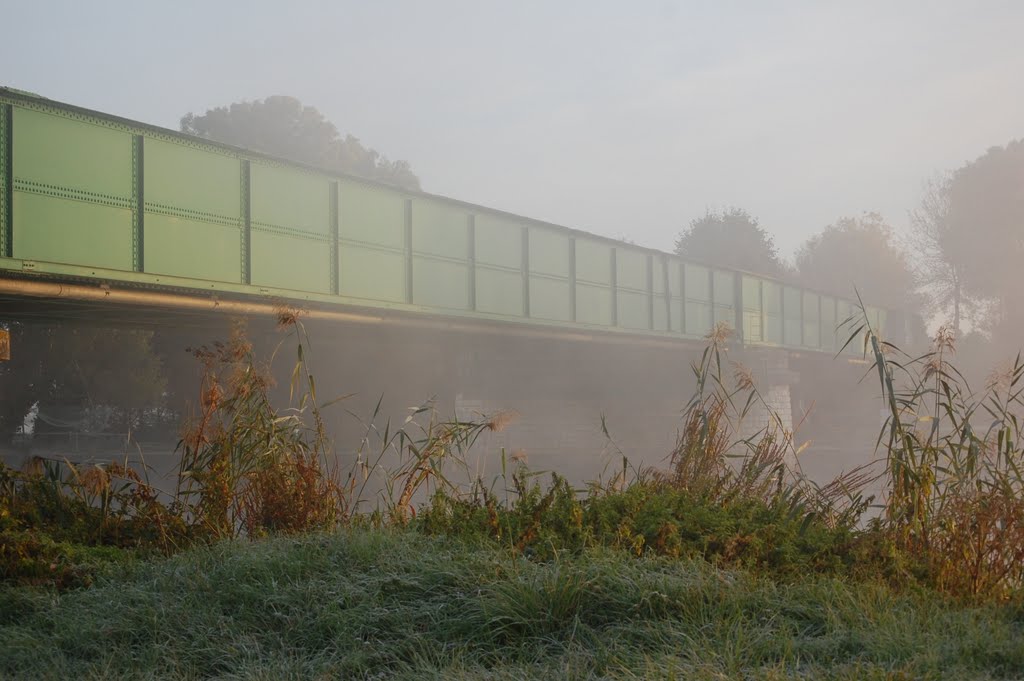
<box><xmin>3</xmin><ymin>1</ymin><xmax>1022</xmax><ymax>259</ymax></box>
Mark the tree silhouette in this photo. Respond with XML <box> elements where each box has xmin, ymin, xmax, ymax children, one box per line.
<box><xmin>796</xmin><ymin>212</ymin><xmax>921</xmax><ymax>315</ymax></box>
<box><xmin>181</xmin><ymin>96</ymin><xmax>421</xmax><ymax>191</ymax></box>
<box><xmin>674</xmin><ymin>208</ymin><xmax>786</xmax><ymax>278</ymax></box>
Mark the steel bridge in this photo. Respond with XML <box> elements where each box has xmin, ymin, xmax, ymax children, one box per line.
<box><xmin>0</xmin><ymin>86</ymin><xmax>901</xmax><ymax>350</ymax></box>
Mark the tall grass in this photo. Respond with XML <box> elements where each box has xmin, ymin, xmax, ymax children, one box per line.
<box><xmin>847</xmin><ymin>299</ymin><xmax>1024</xmax><ymax>599</ymax></box>
<box><xmin>3</xmin><ymin>305</ymin><xmax>1024</xmax><ymax>603</ymax></box>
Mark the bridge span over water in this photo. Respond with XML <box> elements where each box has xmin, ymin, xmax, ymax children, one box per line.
<box><xmin>0</xmin><ymin>87</ymin><xmax>903</xmax><ymax>351</ymax></box>
<box><xmin>0</xmin><ymin>88</ymin><xmax>900</xmax><ymax>479</ymax></box>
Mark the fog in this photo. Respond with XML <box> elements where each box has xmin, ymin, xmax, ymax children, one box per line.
<box><xmin>4</xmin><ymin>1</ymin><xmax>1023</xmax><ymax>256</ymax></box>
<box><xmin>2</xmin><ymin>2</ymin><xmax>1023</xmax><ymax>494</ymax></box>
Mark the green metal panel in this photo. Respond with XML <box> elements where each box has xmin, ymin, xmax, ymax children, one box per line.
<box><xmin>684</xmin><ymin>264</ymin><xmax>712</xmax><ymax>336</ymax></box>
<box><xmin>412</xmin><ymin>199</ymin><xmax>469</xmax><ymax>259</ymax></box>
<box><xmin>529</xmin><ymin>276</ymin><xmax>571</xmax><ymax>321</ymax></box>
<box><xmin>576</xmin><ymin>283</ymin><xmax>613</xmax><ymax>325</ymax></box>
<box><xmin>14</xmin><ymin>108</ymin><xmax>132</xmax><ymax>200</ymax></box>
<box><xmin>338</xmin><ymin>243</ymin><xmax>406</xmax><ymax>302</ymax></box>
<box><xmin>763</xmin><ymin>281</ymin><xmax>782</xmax><ymax>344</ymax></box>
<box><xmin>251</xmin><ymin>163</ymin><xmax>330</xmax><ymax>236</ymax></box>
<box><xmin>616</xmin><ymin>248</ymin><xmax>646</xmax><ymax>291</ymax></box>
<box><xmin>783</xmin><ymin>286</ymin><xmax>802</xmax><ymax>346</ymax></box>
<box><xmin>820</xmin><ymin>296</ymin><xmax>836</xmax><ymax>351</ymax></box>
<box><xmin>0</xmin><ymin>90</ymin><xmax>905</xmax><ymax>353</ymax></box>
<box><xmin>528</xmin><ymin>228</ymin><xmax>569</xmax><ymax>278</ymax></box>
<box><xmin>13</xmin><ymin>192</ymin><xmax>132</xmax><ymax>269</ymax></box>
<box><xmin>652</xmin><ymin>257</ymin><xmax>669</xmax><ymax>332</ymax></box>
<box><xmin>413</xmin><ymin>256</ymin><xmax>469</xmax><ymax>310</ymax></box>
<box><xmin>575</xmin><ymin>238</ymin><xmax>611</xmax><ymax>285</ymax></box>
<box><xmin>409</xmin><ymin>199</ymin><xmax>470</xmax><ymax>310</ymax></box>
<box><xmin>617</xmin><ymin>290</ymin><xmax>649</xmax><ymax>330</ymax></box>
<box><xmin>574</xmin><ymin>238</ymin><xmax>612</xmax><ymax>325</ymax></box>
<box><xmin>474</xmin><ymin>213</ymin><xmax>522</xmax><ymax>269</ymax></box>
<box><xmin>144</xmin><ymin>213</ymin><xmax>241</xmax><ymax>282</ymax></box>
<box><xmin>742</xmin><ymin>276</ymin><xmax>763</xmax><ymax>343</ymax></box>
<box><xmin>475</xmin><ymin>267</ymin><xmax>523</xmax><ymax>316</ymax></box>
<box><xmin>670</xmin><ymin>260</ymin><xmax>685</xmax><ymax>334</ymax></box>
<box><xmin>712</xmin><ymin>270</ymin><xmax>735</xmax><ymax>327</ymax></box>
<box><xmin>803</xmin><ymin>292</ymin><xmax>820</xmax><ymax>348</ymax></box>
<box><xmin>144</xmin><ymin>138</ymin><xmax>240</xmax><ymax>221</ymax></box>
<box><xmin>338</xmin><ymin>180</ymin><xmax>405</xmax><ymax>249</ymax></box>
<box><xmin>250</xmin><ymin>230</ymin><xmax>331</xmax><ymax>293</ymax></box>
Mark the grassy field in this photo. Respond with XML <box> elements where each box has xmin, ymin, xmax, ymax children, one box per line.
<box><xmin>2</xmin><ymin>529</ymin><xmax>1022</xmax><ymax>680</ymax></box>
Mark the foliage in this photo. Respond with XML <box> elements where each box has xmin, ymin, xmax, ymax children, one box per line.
<box><xmin>418</xmin><ymin>323</ymin><xmax>873</xmax><ymax>580</ymax></box>
<box><xmin>909</xmin><ymin>173</ymin><xmax>976</xmax><ymax>335</ymax></box>
<box><xmin>850</xmin><ymin>306</ymin><xmax>1024</xmax><ymax>600</ymax></box>
<box><xmin>1</xmin><ymin>530</ymin><xmax>1021</xmax><ymax>679</ymax></box>
<box><xmin>181</xmin><ymin>95</ymin><xmax>421</xmax><ymax>190</ymax></box>
<box><xmin>176</xmin><ymin>316</ymin><xmax>347</xmax><ymax>539</ymax></box>
<box><xmin>796</xmin><ymin>212</ymin><xmax>921</xmax><ymax>315</ymax></box>
<box><xmin>944</xmin><ymin>138</ymin><xmax>1024</xmax><ymax>336</ymax></box>
<box><xmin>0</xmin><ymin>313</ymin><xmax>499</xmax><ymax>587</ymax></box>
<box><xmin>5</xmin><ymin>306</ymin><xmax>1024</xmax><ymax>610</ymax></box>
<box><xmin>674</xmin><ymin>207</ymin><xmax>787</xmax><ymax>278</ymax></box>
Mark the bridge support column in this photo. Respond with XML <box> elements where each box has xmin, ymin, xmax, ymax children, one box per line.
<box><xmin>736</xmin><ymin>353</ymin><xmax>797</xmax><ymax>468</ymax></box>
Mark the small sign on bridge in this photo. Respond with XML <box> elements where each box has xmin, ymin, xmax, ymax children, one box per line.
<box><xmin>0</xmin><ymin>328</ymin><xmax>9</xmax><ymax>361</ymax></box>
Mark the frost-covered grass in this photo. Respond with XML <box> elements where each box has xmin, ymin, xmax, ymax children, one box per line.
<box><xmin>1</xmin><ymin>529</ymin><xmax>1021</xmax><ymax>680</ymax></box>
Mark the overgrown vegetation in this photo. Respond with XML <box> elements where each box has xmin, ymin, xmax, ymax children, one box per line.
<box><xmin>2</xmin><ymin>306</ymin><xmax>1024</xmax><ymax>676</ymax></box>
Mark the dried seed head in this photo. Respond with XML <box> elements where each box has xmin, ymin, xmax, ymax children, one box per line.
<box><xmin>202</xmin><ymin>381</ymin><xmax>224</xmax><ymax>410</ymax></box>
<box><xmin>275</xmin><ymin>305</ymin><xmax>303</xmax><ymax>329</ymax></box>
<box><xmin>79</xmin><ymin>465</ymin><xmax>110</xmax><ymax>496</ymax></box>
<box><xmin>706</xmin><ymin>321</ymin><xmax>734</xmax><ymax>346</ymax></box>
<box><xmin>510</xmin><ymin>449</ymin><xmax>528</xmax><ymax>464</ymax></box>
<box><xmin>486</xmin><ymin>410</ymin><xmax>520</xmax><ymax>432</ymax></box>
<box><xmin>732</xmin><ymin>362</ymin><xmax>755</xmax><ymax>391</ymax></box>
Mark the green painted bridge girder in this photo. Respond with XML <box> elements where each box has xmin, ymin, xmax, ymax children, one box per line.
<box><xmin>0</xmin><ymin>87</ymin><xmax>896</xmax><ymax>353</ymax></box>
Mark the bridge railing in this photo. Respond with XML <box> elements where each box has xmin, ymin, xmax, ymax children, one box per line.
<box><xmin>0</xmin><ymin>88</ymin><xmax>898</xmax><ymax>352</ymax></box>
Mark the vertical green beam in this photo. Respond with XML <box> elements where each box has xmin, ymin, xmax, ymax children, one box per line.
<box><xmin>734</xmin><ymin>271</ymin><xmax>744</xmax><ymax>344</ymax></box>
<box><xmin>467</xmin><ymin>214</ymin><xmax>476</xmax><ymax>311</ymax></box>
<box><xmin>329</xmin><ymin>181</ymin><xmax>339</xmax><ymax>295</ymax></box>
<box><xmin>568</xmin><ymin>237</ymin><xmax>576</xmax><ymax>322</ymax></box>
<box><xmin>240</xmin><ymin>160</ymin><xmax>251</xmax><ymax>284</ymax></box>
<box><xmin>679</xmin><ymin>262</ymin><xmax>687</xmax><ymax>333</ymax></box>
<box><xmin>782</xmin><ymin>284</ymin><xmax>790</xmax><ymax>346</ymax></box>
<box><xmin>521</xmin><ymin>226</ymin><xmax>530</xmax><ymax>317</ymax></box>
<box><xmin>646</xmin><ymin>254</ymin><xmax>654</xmax><ymax>330</ymax></box>
<box><xmin>759</xmin><ymin>279</ymin><xmax>766</xmax><ymax>345</ymax></box>
<box><xmin>799</xmin><ymin>290</ymin><xmax>806</xmax><ymax>347</ymax></box>
<box><xmin>404</xmin><ymin>198</ymin><xmax>413</xmax><ymax>304</ymax></box>
<box><xmin>610</xmin><ymin>248</ymin><xmax>618</xmax><ymax>326</ymax></box>
<box><xmin>131</xmin><ymin>135</ymin><xmax>144</xmax><ymax>272</ymax></box>
<box><xmin>817</xmin><ymin>294</ymin><xmax>824</xmax><ymax>350</ymax></box>
<box><xmin>707</xmin><ymin>268</ymin><xmax>714</xmax><ymax>331</ymax></box>
<box><xmin>1</xmin><ymin>104</ymin><xmax>11</xmax><ymax>258</ymax></box>
<box><xmin>662</xmin><ymin>255</ymin><xmax>672</xmax><ymax>332</ymax></box>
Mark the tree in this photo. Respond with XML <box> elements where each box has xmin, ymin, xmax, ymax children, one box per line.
<box><xmin>908</xmin><ymin>174</ymin><xmax>975</xmax><ymax>335</ymax></box>
<box><xmin>674</xmin><ymin>208</ymin><xmax>787</xmax><ymax>278</ymax></box>
<box><xmin>943</xmin><ymin>139</ymin><xmax>1024</xmax><ymax>335</ymax></box>
<box><xmin>181</xmin><ymin>96</ymin><xmax>421</xmax><ymax>191</ymax></box>
<box><xmin>796</xmin><ymin>212</ymin><xmax>922</xmax><ymax>315</ymax></box>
